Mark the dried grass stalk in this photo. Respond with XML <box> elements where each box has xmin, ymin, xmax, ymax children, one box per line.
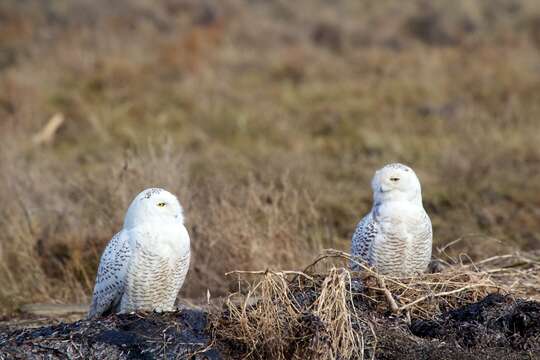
<box><xmin>312</xmin><ymin>267</ymin><xmax>366</xmax><ymax>360</ymax></box>
<box><xmin>218</xmin><ymin>271</ymin><xmax>304</xmax><ymax>359</ymax></box>
<box><xmin>213</xmin><ymin>250</ymin><xmax>540</xmax><ymax>359</ymax></box>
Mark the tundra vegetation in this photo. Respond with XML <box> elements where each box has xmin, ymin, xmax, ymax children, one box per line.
<box><xmin>0</xmin><ymin>2</ymin><xmax>539</xmax><ymax>357</ymax></box>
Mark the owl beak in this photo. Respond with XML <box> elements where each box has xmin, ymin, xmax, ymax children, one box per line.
<box><xmin>380</xmin><ymin>184</ymin><xmax>392</xmax><ymax>193</ymax></box>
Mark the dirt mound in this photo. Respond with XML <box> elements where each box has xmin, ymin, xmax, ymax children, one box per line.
<box><xmin>411</xmin><ymin>293</ymin><xmax>540</xmax><ymax>348</ymax></box>
<box><xmin>0</xmin><ymin>309</ymin><xmax>219</xmax><ymax>359</ymax></box>
<box><xmin>1</xmin><ymin>251</ymin><xmax>539</xmax><ymax>359</ymax></box>
<box><xmin>0</xmin><ymin>295</ymin><xmax>539</xmax><ymax>359</ymax></box>
<box><xmin>381</xmin><ymin>294</ymin><xmax>540</xmax><ymax>360</ymax></box>
<box><xmin>214</xmin><ymin>291</ymin><xmax>540</xmax><ymax>359</ymax></box>
<box><xmin>212</xmin><ymin>251</ymin><xmax>540</xmax><ymax>359</ymax></box>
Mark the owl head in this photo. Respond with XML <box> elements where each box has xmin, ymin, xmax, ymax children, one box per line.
<box><xmin>123</xmin><ymin>188</ymin><xmax>184</xmax><ymax>229</ymax></box>
<box><xmin>371</xmin><ymin>163</ymin><xmax>423</xmax><ymax>206</ymax></box>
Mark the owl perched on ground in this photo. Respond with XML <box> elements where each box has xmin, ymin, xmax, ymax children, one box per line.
<box><xmin>351</xmin><ymin>163</ymin><xmax>432</xmax><ymax>276</ymax></box>
<box><xmin>88</xmin><ymin>188</ymin><xmax>191</xmax><ymax>318</ymax></box>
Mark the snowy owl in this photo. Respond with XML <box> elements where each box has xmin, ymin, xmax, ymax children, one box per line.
<box><xmin>88</xmin><ymin>188</ymin><xmax>191</xmax><ymax>318</ymax></box>
<box><xmin>351</xmin><ymin>163</ymin><xmax>432</xmax><ymax>276</ymax></box>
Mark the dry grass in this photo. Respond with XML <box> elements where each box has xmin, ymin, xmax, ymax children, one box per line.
<box><xmin>0</xmin><ymin>142</ymin><xmax>324</xmax><ymax>313</ymax></box>
<box><xmin>1</xmin><ymin>0</ymin><xmax>540</xmax><ymax>315</ymax></box>
<box><xmin>213</xmin><ymin>249</ymin><xmax>540</xmax><ymax>359</ymax></box>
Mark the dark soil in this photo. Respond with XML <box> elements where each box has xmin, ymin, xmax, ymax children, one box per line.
<box><xmin>380</xmin><ymin>294</ymin><xmax>540</xmax><ymax>360</ymax></box>
<box><xmin>0</xmin><ymin>309</ymin><xmax>220</xmax><ymax>360</ymax></box>
<box><xmin>1</xmin><ymin>294</ymin><xmax>539</xmax><ymax>359</ymax></box>
<box><xmin>215</xmin><ymin>293</ymin><xmax>540</xmax><ymax>360</ymax></box>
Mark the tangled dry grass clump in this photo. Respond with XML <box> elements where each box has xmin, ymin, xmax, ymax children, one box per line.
<box><xmin>213</xmin><ymin>250</ymin><xmax>540</xmax><ymax>359</ymax></box>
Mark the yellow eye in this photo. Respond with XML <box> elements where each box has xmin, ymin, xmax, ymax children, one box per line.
<box><xmin>157</xmin><ymin>202</ymin><xmax>167</xmax><ymax>207</ymax></box>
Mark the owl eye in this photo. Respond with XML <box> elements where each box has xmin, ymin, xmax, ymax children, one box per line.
<box><xmin>157</xmin><ymin>202</ymin><xmax>167</xmax><ymax>207</ymax></box>
<box><xmin>390</xmin><ymin>177</ymin><xmax>400</xmax><ymax>182</ymax></box>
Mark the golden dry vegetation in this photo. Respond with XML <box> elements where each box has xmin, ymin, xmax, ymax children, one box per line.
<box><xmin>214</xmin><ymin>250</ymin><xmax>540</xmax><ymax>359</ymax></box>
<box><xmin>1</xmin><ymin>0</ymin><xmax>540</xmax><ymax>315</ymax></box>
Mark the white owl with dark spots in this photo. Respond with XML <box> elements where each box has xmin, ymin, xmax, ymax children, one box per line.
<box><xmin>88</xmin><ymin>188</ymin><xmax>191</xmax><ymax>318</ymax></box>
<box><xmin>351</xmin><ymin>163</ymin><xmax>432</xmax><ymax>276</ymax></box>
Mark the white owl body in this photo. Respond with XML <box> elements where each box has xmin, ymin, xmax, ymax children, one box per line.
<box><xmin>368</xmin><ymin>201</ymin><xmax>431</xmax><ymax>275</ymax></box>
<box><xmin>88</xmin><ymin>188</ymin><xmax>191</xmax><ymax>318</ymax></box>
<box><xmin>128</xmin><ymin>221</ymin><xmax>190</xmax><ymax>259</ymax></box>
<box><xmin>120</xmin><ymin>222</ymin><xmax>190</xmax><ymax>313</ymax></box>
<box><xmin>351</xmin><ymin>164</ymin><xmax>432</xmax><ymax>276</ymax></box>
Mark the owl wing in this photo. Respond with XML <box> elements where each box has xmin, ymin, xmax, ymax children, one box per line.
<box><xmin>351</xmin><ymin>211</ymin><xmax>378</xmax><ymax>270</ymax></box>
<box><xmin>174</xmin><ymin>226</ymin><xmax>191</xmax><ymax>290</ymax></box>
<box><xmin>166</xmin><ymin>225</ymin><xmax>191</xmax><ymax>308</ymax></box>
<box><xmin>408</xmin><ymin>210</ymin><xmax>433</xmax><ymax>268</ymax></box>
<box><xmin>168</xmin><ymin>251</ymin><xmax>191</xmax><ymax>308</ymax></box>
<box><xmin>88</xmin><ymin>230</ymin><xmax>132</xmax><ymax>318</ymax></box>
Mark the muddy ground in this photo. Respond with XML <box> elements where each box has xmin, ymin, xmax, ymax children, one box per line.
<box><xmin>382</xmin><ymin>294</ymin><xmax>540</xmax><ymax>360</ymax></box>
<box><xmin>0</xmin><ymin>294</ymin><xmax>538</xmax><ymax>359</ymax></box>
<box><xmin>0</xmin><ymin>309</ymin><xmax>219</xmax><ymax>360</ymax></box>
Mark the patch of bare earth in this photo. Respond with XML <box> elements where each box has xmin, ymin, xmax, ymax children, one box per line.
<box><xmin>2</xmin><ymin>251</ymin><xmax>538</xmax><ymax>359</ymax></box>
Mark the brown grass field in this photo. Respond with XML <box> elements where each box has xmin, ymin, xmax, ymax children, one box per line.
<box><xmin>1</xmin><ymin>0</ymin><xmax>540</xmax><ymax>319</ymax></box>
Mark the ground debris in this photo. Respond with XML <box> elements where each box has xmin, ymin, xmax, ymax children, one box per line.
<box><xmin>1</xmin><ymin>250</ymin><xmax>540</xmax><ymax>359</ymax></box>
<box><xmin>376</xmin><ymin>293</ymin><xmax>540</xmax><ymax>360</ymax></box>
<box><xmin>1</xmin><ymin>296</ymin><xmax>539</xmax><ymax>360</ymax></box>
<box><xmin>410</xmin><ymin>293</ymin><xmax>540</xmax><ymax>352</ymax></box>
<box><xmin>211</xmin><ymin>251</ymin><xmax>540</xmax><ymax>359</ymax></box>
<box><xmin>215</xmin><ymin>291</ymin><xmax>540</xmax><ymax>360</ymax></box>
<box><xmin>0</xmin><ymin>309</ymin><xmax>220</xmax><ymax>360</ymax></box>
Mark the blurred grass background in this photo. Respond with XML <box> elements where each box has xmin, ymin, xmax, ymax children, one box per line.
<box><xmin>1</xmin><ymin>0</ymin><xmax>540</xmax><ymax>315</ymax></box>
